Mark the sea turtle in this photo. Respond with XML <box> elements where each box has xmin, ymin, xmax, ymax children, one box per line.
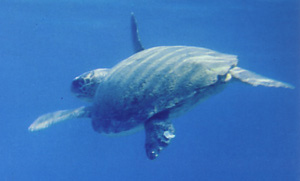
<box><xmin>29</xmin><ymin>14</ymin><xmax>293</xmax><ymax>160</ymax></box>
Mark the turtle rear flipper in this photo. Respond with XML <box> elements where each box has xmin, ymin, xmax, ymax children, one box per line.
<box><xmin>28</xmin><ymin>106</ymin><xmax>91</xmax><ymax>132</ymax></box>
<box><xmin>144</xmin><ymin>110</ymin><xmax>175</xmax><ymax>160</ymax></box>
<box><xmin>230</xmin><ymin>67</ymin><xmax>294</xmax><ymax>89</ymax></box>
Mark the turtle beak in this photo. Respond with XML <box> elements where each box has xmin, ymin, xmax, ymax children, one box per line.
<box><xmin>71</xmin><ymin>76</ymin><xmax>95</xmax><ymax>102</ymax></box>
<box><xmin>71</xmin><ymin>77</ymin><xmax>85</xmax><ymax>95</ymax></box>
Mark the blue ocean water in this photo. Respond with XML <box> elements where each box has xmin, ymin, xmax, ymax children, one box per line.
<box><xmin>0</xmin><ymin>0</ymin><xmax>299</xmax><ymax>180</ymax></box>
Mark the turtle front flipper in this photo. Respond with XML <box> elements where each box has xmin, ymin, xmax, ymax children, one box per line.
<box><xmin>28</xmin><ymin>106</ymin><xmax>91</xmax><ymax>132</ymax></box>
<box><xmin>131</xmin><ymin>12</ymin><xmax>144</xmax><ymax>53</ymax></box>
<box><xmin>144</xmin><ymin>110</ymin><xmax>175</xmax><ymax>160</ymax></box>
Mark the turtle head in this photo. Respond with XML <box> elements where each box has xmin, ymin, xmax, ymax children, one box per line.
<box><xmin>71</xmin><ymin>68</ymin><xmax>110</xmax><ymax>102</ymax></box>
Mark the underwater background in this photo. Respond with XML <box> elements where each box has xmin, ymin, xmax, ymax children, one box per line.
<box><xmin>0</xmin><ymin>0</ymin><xmax>299</xmax><ymax>180</ymax></box>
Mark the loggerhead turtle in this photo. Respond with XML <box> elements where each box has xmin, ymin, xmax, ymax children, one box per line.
<box><xmin>29</xmin><ymin>14</ymin><xmax>293</xmax><ymax>160</ymax></box>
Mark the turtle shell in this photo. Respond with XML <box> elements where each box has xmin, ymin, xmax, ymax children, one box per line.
<box><xmin>92</xmin><ymin>46</ymin><xmax>237</xmax><ymax>134</ymax></box>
